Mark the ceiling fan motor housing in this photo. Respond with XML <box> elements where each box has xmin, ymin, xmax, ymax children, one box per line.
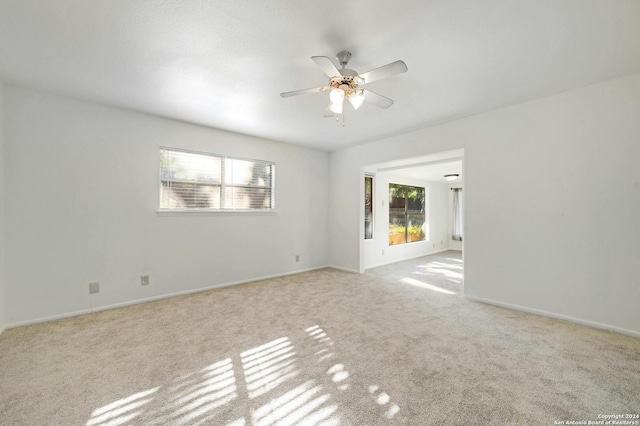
<box><xmin>329</xmin><ymin>74</ymin><xmax>361</xmax><ymax>90</ymax></box>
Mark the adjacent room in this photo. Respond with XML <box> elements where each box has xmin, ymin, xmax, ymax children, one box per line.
<box><xmin>362</xmin><ymin>150</ymin><xmax>464</xmax><ymax>272</ymax></box>
<box><xmin>0</xmin><ymin>1</ymin><xmax>639</xmax><ymax>425</ymax></box>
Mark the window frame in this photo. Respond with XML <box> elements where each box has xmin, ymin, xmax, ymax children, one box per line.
<box><xmin>388</xmin><ymin>183</ymin><xmax>426</xmax><ymax>245</ymax></box>
<box><xmin>158</xmin><ymin>147</ymin><xmax>276</xmax><ymax>214</ymax></box>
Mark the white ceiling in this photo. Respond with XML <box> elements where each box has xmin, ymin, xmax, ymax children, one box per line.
<box><xmin>1</xmin><ymin>1</ymin><xmax>639</xmax><ymax>152</ymax></box>
<box><xmin>366</xmin><ymin>150</ymin><xmax>464</xmax><ymax>183</ymax></box>
<box><xmin>387</xmin><ymin>161</ymin><xmax>463</xmax><ymax>184</ymax></box>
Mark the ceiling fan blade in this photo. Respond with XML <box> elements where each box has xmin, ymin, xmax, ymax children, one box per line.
<box><xmin>311</xmin><ymin>56</ymin><xmax>341</xmax><ymax>78</ymax></box>
<box><xmin>363</xmin><ymin>89</ymin><xmax>394</xmax><ymax>109</ymax></box>
<box><xmin>359</xmin><ymin>60</ymin><xmax>408</xmax><ymax>85</ymax></box>
<box><xmin>280</xmin><ymin>86</ymin><xmax>330</xmax><ymax>98</ymax></box>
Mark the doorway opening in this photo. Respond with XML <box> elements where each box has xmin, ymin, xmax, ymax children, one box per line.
<box><xmin>360</xmin><ymin>149</ymin><xmax>464</xmax><ymax>285</ymax></box>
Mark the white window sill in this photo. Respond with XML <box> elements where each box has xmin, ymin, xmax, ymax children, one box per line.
<box><xmin>157</xmin><ymin>209</ymin><xmax>278</xmax><ymax>217</ymax></box>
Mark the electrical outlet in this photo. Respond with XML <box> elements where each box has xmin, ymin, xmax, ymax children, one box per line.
<box><xmin>381</xmin><ymin>249</ymin><xmax>385</xmax><ymax>255</ymax></box>
<box><xmin>433</xmin><ymin>244</ymin><xmax>435</xmax><ymax>248</ymax></box>
<box><xmin>441</xmin><ymin>240</ymin><xmax>443</xmax><ymax>245</ymax></box>
<box><xmin>141</xmin><ymin>275</ymin><xmax>150</xmax><ymax>286</ymax></box>
<box><xmin>295</xmin><ymin>255</ymin><xmax>300</xmax><ymax>263</ymax></box>
<box><xmin>89</xmin><ymin>282</ymin><xmax>100</xmax><ymax>294</ymax></box>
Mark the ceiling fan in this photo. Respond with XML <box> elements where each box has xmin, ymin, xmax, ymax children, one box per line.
<box><xmin>280</xmin><ymin>50</ymin><xmax>408</xmax><ymax>117</ymax></box>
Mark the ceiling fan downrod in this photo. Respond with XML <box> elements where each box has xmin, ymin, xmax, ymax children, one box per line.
<box><xmin>336</xmin><ymin>50</ymin><xmax>352</xmax><ymax>69</ymax></box>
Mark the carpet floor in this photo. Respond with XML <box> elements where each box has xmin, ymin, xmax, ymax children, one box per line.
<box><xmin>0</xmin><ymin>250</ymin><xmax>638</xmax><ymax>425</ymax></box>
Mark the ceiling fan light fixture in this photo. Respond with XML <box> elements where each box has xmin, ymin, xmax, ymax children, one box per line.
<box><xmin>349</xmin><ymin>92</ymin><xmax>365</xmax><ymax>110</ymax></box>
<box><xmin>444</xmin><ymin>174</ymin><xmax>459</xmax><ymax>182</ymax></box>
<box><xmin>329</xmin><ymin>101</ymin><xmax>343</xmax><ymax>114</ymax></box>
<box><xmin>280</xmin><ymin>51</ymin><xmax>408</xmax><ymax>119</ymax></box>
<box><xmin>329</xmin><ymin>88</ymin><xmax>345</xmax><ymax>104</ymax></box>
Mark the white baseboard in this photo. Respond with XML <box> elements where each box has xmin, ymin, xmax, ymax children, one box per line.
<box><xmin>6</xmin><ymin>266</ymin><xmax>329</xmax><ymax>329</ymax></box>
<box><xmin>0</xmin><ymin>325</ymin><xmax>6</xmax><ymax>336</ymax></box>
<box><xmin>6</xmin><ymin>309</ymin><xmax>94</xmax><ymax>329</ymax></box>
<box><xmin>327</xmin><ymin>265</ymin><xmax>360</xmax><ymax>274</ymax></box>
<box><xmin>92</xmin><ymin>265</ymin><xmax>330</xmax><ymax>314</ymax></box>
<box><xmin>465</xmin><ymin>295</ymin><xmax>640</xmax><ymax>339</ymax></box>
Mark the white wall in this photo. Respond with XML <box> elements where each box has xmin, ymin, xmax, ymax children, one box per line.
<box><xmin>0</xmin><ymin>78</ymin><xmax>5</xmax><ymax>333</ymax></box>
<box><xmin>364</xmin><ymin>172</ymin><xmax>449</xmax><ymax>269</ymax></box>
<box><xmin>4</xmin><ymin>86</ymin><xmax>329</xmax><ymax>326</ymax></box>
<box><xmin>330</xmin><ymin>73</ymin><xmax>640</xmax><ymax>336</ymax></box>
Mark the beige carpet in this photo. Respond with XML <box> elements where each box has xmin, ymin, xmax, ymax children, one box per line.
<box><xmin>1</xmin><ymin>250</ymin><xmax>638</xmax><ymax>425</ymax></box>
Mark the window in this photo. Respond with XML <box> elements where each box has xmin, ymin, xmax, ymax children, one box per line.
<box><xmin>160</xmin><ymin>148</ymin><xmax>274</xmax><ymax>211</ymax></box>
<box><xmin>364</xmin><ymin>175</ymin><xmax>374</xmax><ymax>239</ymax></box>
<box><xmin>389</xmin><ymin>183</ymin><xmax>426</xmax><ymax>245</ymax></box>
<box><xmin>452</xmin><ymin>188</ymin><xmax>463</xmax><ymax>241</ymax></box>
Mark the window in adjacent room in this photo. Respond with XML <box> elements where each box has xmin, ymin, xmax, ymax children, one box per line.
<box><xmin>389</xmin><ymin>183</ymin><xmax>426</xmax><ymax>245</ymax></box>
<box><xmin>159</xmin><ymin>148</ymin><xmax>275</xmax><ymax>211</ymax></box>
<box><xmin>452</xmin><ymin>188</ymin><xmax>463</xmax><ymax>241</ymax></box>
<box><xmin>364</xmin><ymin>175</ymin><xmax>374</xmax><ymax>239</ymax></box>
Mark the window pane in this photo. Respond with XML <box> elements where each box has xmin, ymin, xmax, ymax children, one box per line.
<box><xmin>226</xmin><ymin>159</ymin><xmax>273</xmax><ymax>187</ymax></box>
<box><xmin>161</xmin><ymin>182</ymin><xmax>221</xmax><ymax>209</ymax></box>
<box><xmin>407</xmin><ymin>186</ymin><xmax>425</xmax><ymax>242</ymax></box>
<box><xmin>225</xmin><ymin>187</ymin><xmax>272</xmax><ymax>209</ymax></box>
<box><xmin>389</xmin><ymin>184</ymin><xmax>406</xmax><ymax>209</ymax></box>
<box><xmin>365</xmin><ymin>176</ymin><xmax>373</xmax><ymax>239</ymax></box>
<box><xmin>160</xmin><ymin>149</ymin><xmax>221</xmax><ymax>184</ymax></box>
<box><xmin>407</xmin><ymin>187</ymin><xmax>425</xmax><ymax>212</ymax></box>
<box><xmin>407</xmin><ymin>213</ymin><xmax>425</xmax><ymax>242</ymax></box>
<box><xmin>389</xmin><ymin>211</ymin><xmax>406</xmax><ymax>245</ymax></box>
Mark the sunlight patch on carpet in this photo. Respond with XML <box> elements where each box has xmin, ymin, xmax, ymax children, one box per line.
<box><xmin>368</xmin><ymin>385</ymin><xmax>401</xmax><ymax>419</ymax></box>
<box><xmin>400</xmin><ymin>277</ymin><xmax>456</xmax><ymax>295</ymax></box>
<box><xmin>86</xmin><ymin>327</ymin><xmax>401</xmax><ymax>425</ymax></box>
<box><xmin>171</xmin><ymin>358</ymin><xmax>238</xmax><ymax>425</ymax></box>
<box><xmin>253</xmin><ymin>381</ymin><xmax>335</xmax><ymax>426</ymax></box>
<box><xmin>86</xmin><ymin>387</ymin><xmax>159</xmax><ymax>426</ymax></box>
<box><xmin>241</xmin><ymin>337</ymin><xmax>299</xmax><ymax>399</ymax></box>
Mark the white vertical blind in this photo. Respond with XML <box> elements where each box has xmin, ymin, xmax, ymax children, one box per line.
<box><xmin>160</xmin><ymin>148</ymin><xmax>274</xmax><ymax>210</ymax></box>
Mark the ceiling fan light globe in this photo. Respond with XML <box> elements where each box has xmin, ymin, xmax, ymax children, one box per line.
<box><xmin>329</xmin><ymin>102</ymin><xmax>343</xmax><ymax>114</ymax></box>
<box><xmin>351</xmin><ymin>93</ymin><xmax>365</xmax><ymax>110</ymax></box>
<box><xmin>330</xmin><ymin>89</ymin><xmax>345</xmax><ymax>104</ymax></box>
